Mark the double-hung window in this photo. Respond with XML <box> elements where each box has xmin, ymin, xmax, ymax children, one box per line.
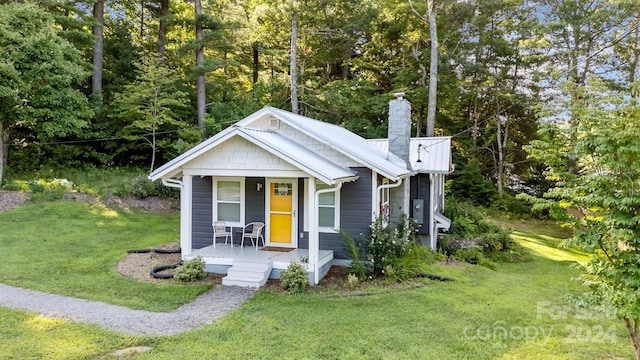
<box><xmin>214</xmin><ymin>178</ymin><xmax>244</xmax><ymax>226</ymax></box>
<box><xmin>303</xmin><ymin>180</ymin><xmax>340</xmax><ymax>232</ymax></box>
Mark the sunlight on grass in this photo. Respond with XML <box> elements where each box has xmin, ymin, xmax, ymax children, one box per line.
<box><xmin>89</xmin><ymin>205</ymin><xmax>120</xmax><ymax>218</ymax></box>
<box><xmin>511</xmin><ymin>231</ymin><xmax>589</xmax><ymax>264</ymax></box>
<box><xmin>25</xmin><ymin>315</ymin><xmax>67</xmax><ymax>331</ymax></box>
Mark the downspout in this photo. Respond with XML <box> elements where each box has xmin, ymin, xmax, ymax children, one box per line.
<box><xmin>160</xmin><ymin>177</ymin><xmax>191</xmax><ymax>258</ymax></box>
<box><xmin>375</xmin><ymin>177</ymin><xmax>405</xmax><ymax>220</ymax></box>
<box><xmin>312</xmin><ymin>182</ymin><xmax>343</xmax><ymax>285</ymax></box>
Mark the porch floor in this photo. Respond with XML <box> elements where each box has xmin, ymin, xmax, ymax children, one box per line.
<box><xmin>186</xmin><ymin>246</ymin><xmax>333</xmax><ymax>276</ymax></box>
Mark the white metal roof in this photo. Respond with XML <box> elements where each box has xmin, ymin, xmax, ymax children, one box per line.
<box><xmin>150</xmin><ymin>106</ymin><xmax>416</xmax><ymax>183</ymax></box>
<box><xmin>367</xmin><ymin>137</ymin><xmax>453</xmax><ymax>174</ymax></box>
<box><xmin>243</xmin><ymin>107</ymin><xmax>412</xmax><ymax>180</ymax></box>
<box><xmin>149</xmin><ymin>124</ymin><xmax>359</xmax><ymax>184</ymax></box>
<box><xmin>235</xmin><ymin>127</ymin><xmax>358</xmax><ymax>184</ymax></box>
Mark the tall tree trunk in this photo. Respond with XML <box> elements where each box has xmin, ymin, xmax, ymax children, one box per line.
<box><xmin>158</xmin><ymin>0</ymin><xmax>168</xmax><ymax>63</ymax></box>
<box><xmin>299</xmin><ymin>56</ymin><xmax>305</xmax><ymax>115</ymax></box>
<box><xmin>426</xmin><ymin>0</ymin><xmax>438</xmax><ymax>137</ymax></box>
<box><xmin>140</xmin><ymin>0</ymin><xmax>145</xmax><ymax>40</ymax></box>
<box><xmin>92</xmin><ymin>0</ymin><xmax>104</xmax><ymax>109</ymax></box>
<box><xmin>496</xmin><ymin>105</ymin><xmax>504</xmax><ymax>198</ymax></box>
<box><xmin>290</xmin><ymin>1</ymin><xmax>299</xmax><ymax>114</ymax></box>
<box><xmin>195</xmin><ymin>0</ymin><xmax>206</xmax><ymax>140</ymax></box>
<box><xmin>252</xmin><ymin>41</ymin><xmax>259</xmax><ymax>88</ymax></box>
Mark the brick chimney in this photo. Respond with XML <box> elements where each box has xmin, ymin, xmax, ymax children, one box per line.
<box><xmin>388</xmin><ymin>92</ymin><xmax>411</xmax><ymax>166</ymax></box>
<box><xmin>387</xmin><ymin>93</ymin><xmax>411</xmax><ymax>223</ymax></box>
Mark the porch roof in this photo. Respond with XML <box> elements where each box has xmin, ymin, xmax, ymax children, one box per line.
<box><xmin>367</xmin><ymin>137</ymin><xmax>453</xmax><ymax>174</ymax></box>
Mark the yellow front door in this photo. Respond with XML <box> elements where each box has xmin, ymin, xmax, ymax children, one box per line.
<box><xmin>268</xmin><ymin>180</ymin><xmax>296</xmax><ymax>246</ymax></box>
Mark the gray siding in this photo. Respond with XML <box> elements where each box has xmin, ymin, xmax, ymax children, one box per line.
<box><xmin>299</xmin><ymin>168</ymin><xmax>373</xmax><ymax>260</ymax></box>
<box><xmin>245</xmin><ymin>177</ymin><xmax>266</xmax><ymax>240</ymax></box>
<box><xmin>410</xmin><ymin>174</ymin><xmax>431</xmax><ymax>235</ymax></box>
<box><xmin>192</xmin><ymin>177</ymin><xmax>266</xmax><ymax>249</ymax></box>
<box><xmin>192</xmin><ymin>176</ymin><xmax>213</xmax><ymax>249</ymax></box>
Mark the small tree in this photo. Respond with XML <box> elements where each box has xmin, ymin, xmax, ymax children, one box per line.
<box><xmin>111</xmin><ymin>55</ymin><xmax>189</xmax><ymax>172</ymax></box>
<box><xmin>523</xmin><ymin>82</ymin><xmax>640</xmax><ymax>360</ymax></box>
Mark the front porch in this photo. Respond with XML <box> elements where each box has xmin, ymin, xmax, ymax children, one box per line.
<box><xmin>185</xmin><ymin>246</ymin><xmax>334</xmax><ymax>287</ymax></box>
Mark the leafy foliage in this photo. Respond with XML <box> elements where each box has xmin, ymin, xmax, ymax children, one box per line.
<box><xmin>442</xmin><ymin>197</ymin><xmax>521</xmax><ymax>263</ymax></box>
<box><xmin>174</xmin><ymin>257</ymin><xmax>206</xmax><ymax>282</ymax></box>
<box><xmin>522</xmin><ymin>82</ymin><xmax>640</xmax><ymax>359</ymax></box>
<box><xmin>280</xmin><ymin>263</ymin><xmax>309</xmax><ymax>294</ymax></box>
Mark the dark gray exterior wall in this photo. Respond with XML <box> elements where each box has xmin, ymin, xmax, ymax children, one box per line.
<box><xmin>191</xmin><ymin>177</ymin><xmax>265</xmax><ymax>249</ymax></box>
<box><xmin>297</xmin><ymin>167</ymin><xmax>373</xmax><ymax>260</ymax></box>
<box><xmin>245</xmin><ymin>177</ymin><xmax>266</xmax><ymax>231</ymax></box>
<box><xmin>410</xmin><ymin>174</ymin><xmax>431</xmax><ymax>235</ymax></box>
<box><xmin>192</xmin><ymin>176</ymin><xmax>213</xmax><ymax>249</ymax></box>
<box><xmin>191</xmin><ymin>172</ymin><xmax>372</xmax><ymax>258</ymax></box>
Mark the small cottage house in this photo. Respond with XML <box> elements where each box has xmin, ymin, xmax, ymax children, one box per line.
<box><xmin>149</xmin><ymin>94</ymin><xmax>453</xmax><ymax>287</ymax></box>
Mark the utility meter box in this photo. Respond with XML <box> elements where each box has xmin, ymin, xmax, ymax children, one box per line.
<box><xmin>413</xmin><ymin>199</ymin><xmax>424</xmax><ymax>225</ymax></box>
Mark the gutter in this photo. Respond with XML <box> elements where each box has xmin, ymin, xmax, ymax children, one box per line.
<box><xmin>161</xmin><ymin>178</ymin><xmax>183</xmax><ymax>189</ymax></box>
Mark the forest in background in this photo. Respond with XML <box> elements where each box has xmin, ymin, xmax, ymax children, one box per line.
<box><xmin>1</xmin><ymin>0</ymin><xmax>639</xmax><ymax>211</ymax></box>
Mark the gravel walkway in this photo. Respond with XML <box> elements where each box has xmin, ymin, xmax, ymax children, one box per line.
<box><xmin>0</xmin><ymin>283</ymin><xmax>256</xmax><ymax>336</ymax></box>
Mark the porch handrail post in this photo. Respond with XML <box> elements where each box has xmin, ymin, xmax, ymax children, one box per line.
<box><xmin>308</xmin><ymin>178</ymin><xmax>316</xmax><ymax>284</ymax></box>
<box><xmin>313</xmin><ymin>182</ymin><xmax>343</xmax><ymax>285</ymax></box>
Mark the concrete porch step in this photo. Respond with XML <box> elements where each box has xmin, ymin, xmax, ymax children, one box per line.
<box><xmin>222</xmin><ymin>260</ymin><xmax>273</xmax><ymax>288</ymax></box>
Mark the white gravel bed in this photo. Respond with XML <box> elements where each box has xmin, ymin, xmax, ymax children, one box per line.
<box><xmin>0</xmin><ymin>283</ymin><xmax>256</xmax><ymax>336</ymax></box>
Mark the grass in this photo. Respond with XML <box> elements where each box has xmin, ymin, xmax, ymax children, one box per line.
<box><xmin>0</xmin><ymin>201</ymin><xmax>211</xmax><ymax>312</ymax></box>
<box><xmin>0</xmin><ymin>200</ymin><xmax>635</xmax><ymax>359</ymax></box>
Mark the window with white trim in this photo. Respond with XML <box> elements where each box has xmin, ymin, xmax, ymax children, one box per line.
<box><xmin>304</xmin><ymin>180</ymin><xmax>340</xmax><ymax>232</ymax></box>
<box><xmin>317</xmin><ymin>184</ymin><xmax>337</xmax><ymax>229</ymax></box>
<box><xmin>213</xmin><ymin>178</ymin><xmax>245</xmax><ymax>226</ymax></box>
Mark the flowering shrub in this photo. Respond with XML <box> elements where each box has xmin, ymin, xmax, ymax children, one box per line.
<box><xmin>365</xmin><ymin>216</ymin><xmax>416</xmax><ymax>277</ymax></box>
<box><xmin>280</xmin><ymin>263</ymin><xmax>309</xmax><ymax>294</ymax></box>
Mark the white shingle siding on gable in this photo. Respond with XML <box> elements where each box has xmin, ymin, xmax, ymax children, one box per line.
<box><xmin>246</xmin><ymin>117</ymin><xmax>361</xmax><ymax>168</ymax></box>
<box><xmin>183</xmin><ymin>137</ymin><xmax>300</xmax><ymax>171</ymax></box>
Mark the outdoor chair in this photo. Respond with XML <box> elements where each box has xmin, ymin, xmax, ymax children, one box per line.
<box><xmin>241</xmin><ymin>222</ymin><xmax>265</xmax><ymax>250</ymax></box>
<box><xmin>213</xmin><ymin>221</ymin><xmax>233</xmax><ymax>249</ymax></box>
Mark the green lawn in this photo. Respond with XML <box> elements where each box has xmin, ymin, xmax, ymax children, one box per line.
<box><xmin>0</xmin><ymin>201</ymin><xmax>634</xmax><ymax>359</ymax></box>
<box><xmin>0</xmin><ymin>201</ymin><xmax>211</xmax><ymax>311</ymax></box>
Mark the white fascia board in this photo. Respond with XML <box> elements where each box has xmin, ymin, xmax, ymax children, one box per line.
<box><xmin>263</xmin><ymin>107</ymin><xmax>411</xmax><ymax>180</ymax></box>
<box><xmin>235</xmin><ymin>130</ymin><xmax>358</xmax><ymax>185</ymax></box>
<box><xmin>148</xmin><ymin>126</ymin><xmax>240</xmax><ymax>181</ymax></box>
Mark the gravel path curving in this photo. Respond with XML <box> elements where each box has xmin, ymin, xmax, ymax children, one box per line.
<box><xmin>0</xmin><ymin>283</ymin><xmax>256</xmax><ymax>336</ymax></box>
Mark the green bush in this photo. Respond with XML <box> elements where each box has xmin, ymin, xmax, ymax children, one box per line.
<box><xmin>174</xmin><ymin>257</ymin><xmax>206</xmax><ymax>282</ymax></box>
<box><xmin>393</xmin><ymin>243</ymin><xmax>439</xmax><ymax>281</ymax></box>
<box><xmin>340</xmin><ymin>230</ymin><xmax>370</xmax><ymax>281</ymax></box>
<box><xmin>129</xmin><ymin>175</ymin><xmax>179</xmax><ymax>199</ymax></box>
<box><xmin>365</xmin><ymin>216</ymin><xmax>416</xmax><ymax>277</ymax></box>
<box><xmin>443</xmin><ymin>197</ymin><xmax>520</xmax><ymax>262</ymax></box>
<box><xmin>280</xmin><ymin>263</ymin><xmax>309</xmax><ymax>294</ymax></box>
<box><xmin>2</xmin><ymin>178</ymin><xmax>74</xmax><ymax>202</ymax></box>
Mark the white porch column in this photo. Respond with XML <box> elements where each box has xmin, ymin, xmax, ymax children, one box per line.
<box><xmin>307</xmin><ymin>177</ymin><xmax>317</xmax><ymax>284</ymax></box>
<box><xmin>181</xmin><ymin>175</ymin><xmax>193</xmax><ymax>258</ymax></box>
<box><xmin>313</xmin><ymin>182</ymin><xmax>343</xmax><ymax>285</ymax></box>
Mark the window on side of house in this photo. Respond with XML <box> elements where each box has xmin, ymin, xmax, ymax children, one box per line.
<box><xmin>303</xmin><ymin>180</ymin><xmax>340</xmax><ymax>233</ymax></box>
<box><xmin>214</xmin><ymin>178</ymin><xmax>244</xmax><ymax>226</ymax></box>
<box><xmin>317</xmin><ymin>183</ymin><xmax>338</xmax><ymax>230</ymax></box>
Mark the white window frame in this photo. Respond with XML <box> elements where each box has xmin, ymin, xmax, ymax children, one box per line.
<box><xmin>304</xmin><ymin>179</ymin><xmax>340</xmax><ymax>233</ymax></box>
<box><xmin>212</xmin><ymin>177</ymin><xmax>245</xmax><ymax>227</ymax></box>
